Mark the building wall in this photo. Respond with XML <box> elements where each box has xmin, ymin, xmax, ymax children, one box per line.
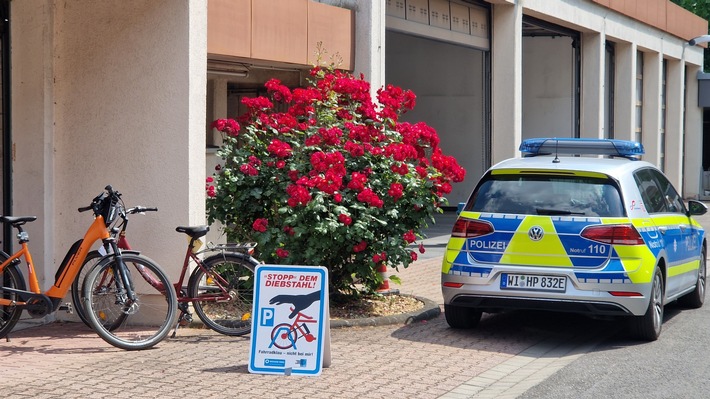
<box><xmin>11</xmin><ymin>0</ymin><xmax>207</xmax><ymax>298</ymax></box>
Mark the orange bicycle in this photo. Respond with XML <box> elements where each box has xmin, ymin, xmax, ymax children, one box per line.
<box><xmin>0</xmin><ymin>186</ymin><xmax>177</xmax><ymax>350</ymax></box>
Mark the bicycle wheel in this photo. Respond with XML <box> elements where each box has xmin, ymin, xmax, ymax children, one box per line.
<box><xmin>0</xmin><ymin>260</ymin><xmax>25</xmax><ymax>339</ymax></box>
<box><xmin>70</xmin><ymin>250</ymin><xmax>104</xmax><ymax>327</ymax></box>
<box><xmin>72</xmin><ymin>249</ymin><xmax>139</xmax><ymax>329</ymax></box>
<box><xmin>83</xmin><ymin>253</ymin><xmax>177</xmax><ymax>350</ymax></box>
<box><xmin>188</xmin><ymin>253</ymin><xmax>255</xmax><ymax>336</ymax></box>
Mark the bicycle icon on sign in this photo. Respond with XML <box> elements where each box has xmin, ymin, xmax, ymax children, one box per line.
<box><xmin>268</xmin><ymin>310</ymin><xmax>318</xmax><ymax>350</ymax></box>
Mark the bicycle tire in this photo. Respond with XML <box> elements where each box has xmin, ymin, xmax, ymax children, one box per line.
<box><xmin>0</xmin><ymin>257</ymin><xmax>25</xmax><ymax>339</ymax></box>
<box><xmin>70</xmin><ymin>250</ymin><xmax>104</xmax><ymax>327</ymax></box>
<box><xmin>188</xmin><ymin>252</ymin><xmax>255</xmax><ymax>336</ymax></box>
<box><xmin>71</xmin><ymin>249</ymin><xmax>139</xmax><ymax>329</ymax></box>
<box><xmin>83</xmin><ymin>253</ymin><xmax>177</xmax><ymax>350</ymax></box>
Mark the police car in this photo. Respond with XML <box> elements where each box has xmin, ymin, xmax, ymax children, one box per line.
<box><xmin>442</xmin><ymin>138</ymin><xmax>707</xmax><ymax>341</ymax></box>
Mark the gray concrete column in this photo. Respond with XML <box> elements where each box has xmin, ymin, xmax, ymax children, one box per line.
<box><xmin>491</xmin><ymin>2</ymin><xmax>522</xmax><ymax>162</ymax></box>
<box><xmin>685</xmin><ymin>66</ymin><xmax>703</xmax><ymax>198</ymax></box>
<box><xmin>642</xmin><ymin>51</ymin><xmax>662</xmax><ymax>168</ymax></box>
<box><xmin>580</xmin><ymin>31</ymin><xmax>605</xmax><ymax>139</ymax></box>
<box><xmin>322</xmin><ymin>0</ymin><xmax>385</xmax><ymax>96</ymax></box>
<box><xmin>614</xmin><ymin>42</ymin><xmax>637</xmax><ymax>142</ymax></box>
<box><xmin>11</xmin><ymin>0</ymin><xmax>56</xmax><ymax>290</ymax></box>
<box><xmin>665</xmin><ymin>59</ymin><xmax>684</xmax><ymax>191</ymax></box>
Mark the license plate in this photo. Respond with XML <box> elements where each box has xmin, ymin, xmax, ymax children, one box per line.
<box><xmin>500</xmin><ymin>273</ymin><xmax>566</xmax><ymax>292</ymax></box>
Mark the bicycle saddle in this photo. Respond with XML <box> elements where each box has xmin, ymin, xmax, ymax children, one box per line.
<box><xmin>175</xmin><ymin>225</ymin><xmax>209</xmax><ymax>238</ymax></box>
<box><xmin>0</xmin><ymin>216</ymin><xmax>37</xmax><ymax>225</ymax></box>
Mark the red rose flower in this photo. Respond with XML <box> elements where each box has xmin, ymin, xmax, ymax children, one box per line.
<box><xmin>252</xmin><ymin>218</ymin><xmax>268</xmax><ymax>233</ymax></box>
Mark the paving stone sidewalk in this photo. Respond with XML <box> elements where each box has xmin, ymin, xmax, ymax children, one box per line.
<box><xmin>0</xmin><ymin>255</ymin><xmax>614</xmax><ymax>399</ymax></box>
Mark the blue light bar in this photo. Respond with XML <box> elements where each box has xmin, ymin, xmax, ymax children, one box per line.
<box><xmin>519</xmin><ymin>138</ymin><xmax>644</xmax><ymax>160</ymax></box>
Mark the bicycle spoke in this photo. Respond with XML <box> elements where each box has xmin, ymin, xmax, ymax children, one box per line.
<box><xmin>188</xmin><ymin>253</ymin><xmax>255</xmax><ymax>336</ymax></box>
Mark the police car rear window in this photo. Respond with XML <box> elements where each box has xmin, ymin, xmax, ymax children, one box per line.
<box><xmin>467</xmin><ymin>174</ymin><xmax>624</xmax><ymax>217</ymax></box>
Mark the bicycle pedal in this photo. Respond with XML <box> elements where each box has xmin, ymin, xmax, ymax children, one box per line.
<box><xmin>59</xmin><ymin>303</ymin><xmax>74</xmax><ymax>314</ymax></box>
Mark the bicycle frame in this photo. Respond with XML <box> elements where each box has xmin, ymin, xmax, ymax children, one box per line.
<box><xmin>0</xmin><ymin>215</ymin><xmax>110</xmax><ymax>310</ymax></box>
<box><xmin>173</xmin><ymin>243</ymin><xmax>244</xmax><ymax>303</ymax></box>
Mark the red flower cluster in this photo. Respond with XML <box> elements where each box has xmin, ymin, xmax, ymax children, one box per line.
<box><xmin>207</xmin><ymin>65</ymin><xmax>468</xmax><ymax>294</ymax></box>
<box><xmin>377</xmin><ymin>84</ymin><xmax>416</xmax><ymax>122</ymax></box>
<box><xmin>265</xmin><ymin>79</ymin><xmax>293</xmax><ymax>103</ymax></box>
<box><xmin>347</xmin><ymin>172</ymin><xmax>368</xmax><ymax>191</ymax></box>
<box><xmin>403</xmin><ymin>230</ymin><xmax>416</xmax><ymax>244</ymax></box>
<box><xmin>267</xmin><ymin>139</ymin><xmax>292</xmax><ymax>158</ymax></box>
<box><xmin>286</xmin><ymin>184</ymin><xmax>312</xmax><ymax>207</ymax></box>
<box><xmin>372</xmin><ymin>252</ymin><xmax>387</xmax><ymax>264</ymax></box>
<box><xmin>252</xmin><ymin>218</ymin><xmax>268</xmax><ymax>232</ymax></box>
<box><xmin>353</xmin><ymin>241</ymin><xmax>367</xmax><ymax>253</ymax></box>
<box><xmin>388</xmin><ymin>183</ymin><xmax>404</xmax><ymax>202</ymax></box>
<box><xmin>338</xmin><ymin>213</ymin><xmax>352</xmax><ymax>226</ymax></box>
<box><xmin>211</xmin><ymin>118</ymin><xmax>240</xmax><ymax>137</ymax></box>
<box><xmin>357</xmin><ymin>188</ymin><xmax>383</xmax><ymax>208</ymax></box>
<box><xmin>205</xmin><ymin>177</ymin><xmax>216</xmax><ymax>198</ymax></box>
<box><xmin>239</xmin><ymin>156</ymin><xmax>261</xmax><ymax>176</ymax></box>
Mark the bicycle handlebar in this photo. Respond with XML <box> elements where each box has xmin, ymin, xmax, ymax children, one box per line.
<box><xmin>127</xmin><ymin>206</ymin><xmax>158</xmax><ymax>214</ymax></box>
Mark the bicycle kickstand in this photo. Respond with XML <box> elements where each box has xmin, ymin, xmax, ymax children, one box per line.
<box><xmin>171</xmin><ymin>302</ymin><xmax>193</xmax><ymax>338</ymax></box>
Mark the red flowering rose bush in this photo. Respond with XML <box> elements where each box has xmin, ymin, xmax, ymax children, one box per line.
<box><xmin>206</xmin><ymin>66</ymin><xmax>465</xmax><ymax>295</ymax></box>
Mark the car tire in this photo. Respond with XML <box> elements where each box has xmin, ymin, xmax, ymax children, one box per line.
<box><xmin>444</xmin><ymin>304</ymin><xmax>482</xmax><ymax>329</ymax></box>
<box><xmin>678</xmin><ymin>247</ymin><xmax>706</xmax><ymax>309</ymax></box>
<box><xmin>628</xmin><ymin>267</ymin><xmax>663</xmax><ymax>341</ymax></box>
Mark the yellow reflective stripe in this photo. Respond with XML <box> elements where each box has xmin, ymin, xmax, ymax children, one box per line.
<box><xmin>500</xmin><ymin>216</ymin><xmax>572</xmax><ymax>267</ymax></box>
<box><xmin>668</xmin><ymin>259</ymin><xmax>700</xmax><ymax>278</ymax></box>
<box><xmin>459</xmin><ymin>211</ymin><xmax>481</xmax><ymax>219</ymax></box>
<box><xmin>442</xmin><ymin>237</ymin><xmax>466</xmax><ymax>273</ymax></box>
<box><xmin>613</xmin><ymin>245</ymin><xmax>656</xmax><ymax>283</ymax></box>
<box><xmin>651</xmin><ymin>215</ymin><xmax>692</xmax><ymax>226</ymax></box>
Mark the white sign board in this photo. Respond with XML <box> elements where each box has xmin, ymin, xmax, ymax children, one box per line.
<box><xmin>249</xmin><ymin>265</ymin><xmax>330</xmax><ymax>376</ymax></box>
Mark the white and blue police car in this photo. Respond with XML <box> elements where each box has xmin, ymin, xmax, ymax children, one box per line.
<box><xmin>442</xmin><ymin>138</ymin><xmax>707</xmax><ymax>341</ymax></box>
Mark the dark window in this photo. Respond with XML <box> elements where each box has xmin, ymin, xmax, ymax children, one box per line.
<box><xmin>649</xmin><ymin>169</ymin><xmax>685</xmax><ymax>214</ymax></box>
<box><xmin>466</xmin><ymin>173</ymin><xmax>624</xmax><ymax>217</ymax></box>
<box><xmin>633</xmin><ymin>168</ymin><xmax>684</xmax><ymax>214</ymax></box>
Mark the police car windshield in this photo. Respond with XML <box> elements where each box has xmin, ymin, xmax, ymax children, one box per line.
<box><xmin>468</xmin><ymin>174</ymin><xmax>624</xmax><ymax>217</ymax></box>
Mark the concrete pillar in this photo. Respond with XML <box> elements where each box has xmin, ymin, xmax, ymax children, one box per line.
<box><xmin>614</xmin><ymin>42</ymin><xmax>637</xmax><ymax>142</ymax></box>
<box><xmin>11</xmin><ymin>0</ymin><xmax>55</xmax><ymax>290</ymax></box>
<box><xmin>491</xmin><ymin>2</ymin><xmax>522</xmax><ymax>162</ymax></box>
<box><xmin>665</xmin><ymin>59</ymin><xmax>684</xmax><ymax>191</ymax></box>
<box><xmin>580</xmin><ymin>31</ymin><xmax>605</xmax><ymax>139</ymax></box>
<box><xmin>642</xmin><ymin>51</ymin><xmax>662</xmax><ymax>168</ymax></box>
<box><xmin>685</xmin><ymin>66</ymin><xmax>703</xmax><ymax>198</ymax></box>
<box><xmin>321</xmin><ymin>0</ymin><xmax>385</xmax><ymax>95</ymax></box>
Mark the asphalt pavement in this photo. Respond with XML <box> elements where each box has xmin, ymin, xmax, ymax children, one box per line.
<box><xmin>2</xmin><ymin>207</ymin><xmax>709</xmax><ymax>398</ymax></box>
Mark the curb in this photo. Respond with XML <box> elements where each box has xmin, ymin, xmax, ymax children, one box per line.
<box><xmin>329</xmin><ymin>295</ymin><xmax>441</xmax><ymax>329</ymax></box>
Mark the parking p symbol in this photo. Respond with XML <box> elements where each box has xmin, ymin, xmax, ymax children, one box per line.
<box><xmin>260</xmin><ymin>307</ymin><xmax>275</xmax><ymax>327</ymax></box>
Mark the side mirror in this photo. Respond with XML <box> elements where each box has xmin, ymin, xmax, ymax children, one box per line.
<box><xmin>457</xmin><ymin>202</ymin><xmax>466</xmax><ymax>215</ymax></box>
<box><xmin>687</xmin><ymin>200</ymin><xmax>708</xmax><ymax>216</ymax></box>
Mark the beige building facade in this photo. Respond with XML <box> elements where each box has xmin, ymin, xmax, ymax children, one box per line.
<box><xmin>3</xmin><ymin>0</ymin><xmax>708</xmax><ymax>322</ymax></box>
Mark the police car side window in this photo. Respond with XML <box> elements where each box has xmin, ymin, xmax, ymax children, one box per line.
<box><xmin>649</xmin><ymin>169</ymin><xmax>686</xmax><ymax>214</ymax></box>
<box><xmin>633</xmin><ymin>169</ymin><xmax>667</xmax><ymax>214</ymax></box>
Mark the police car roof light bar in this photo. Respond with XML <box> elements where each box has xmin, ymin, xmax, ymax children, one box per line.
<box><xmin>519</xmin><ymin>138</ymin><xmax>644</xmax><ymax>160</ymax></box>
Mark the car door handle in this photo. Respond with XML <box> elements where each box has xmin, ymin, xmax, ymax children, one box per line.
<box><xmin>679</xmin><ymin>224</ymin><xmax>689</xmax><ymax>232</ymax></box>
<box><xmin>658</xmin><ymin>226</ymin><xmax>667</xmax><ymax>234</ymax></box>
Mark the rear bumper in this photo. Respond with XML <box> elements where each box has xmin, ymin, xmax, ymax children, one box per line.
<box><xmin>446</xmin><ymin>293</ymin><xmax>633</xmax><ymax>316</ymax></box>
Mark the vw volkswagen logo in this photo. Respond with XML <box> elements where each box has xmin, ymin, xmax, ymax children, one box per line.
<box><xmin>528</xmin><ymin>226</ymin><xmax>544</xmax><ymax>241</ymax></box>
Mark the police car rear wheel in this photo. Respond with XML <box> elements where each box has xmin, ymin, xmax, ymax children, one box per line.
<box><xmin>678</xmin><ymin>247</ymin><xmax>706</xmax><ymax>309</ymax></box>
<box><xmin>444</xmin><ymin>304</ymin><xmax>482</xmax><ymax>329</ymax></box>
<box><xmin>628</xmin><ymin>267</ymin><xmax>663</xmax><ymax>341</ymax></box>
